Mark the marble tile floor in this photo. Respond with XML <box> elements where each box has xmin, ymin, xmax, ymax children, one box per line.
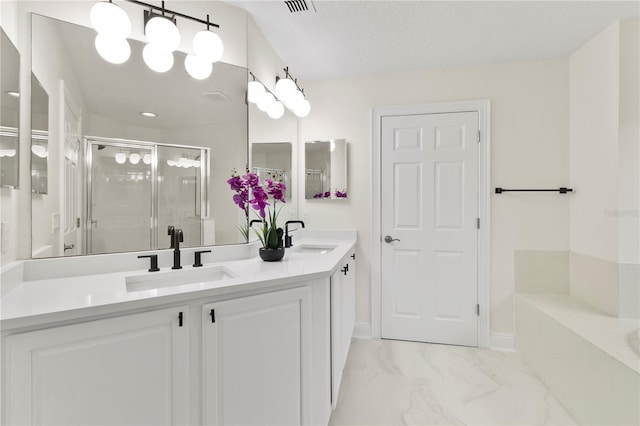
<box><xmin>329</xmin><ymin>339</ymin><xmax>577</xmax><ymax>426</ymax></box>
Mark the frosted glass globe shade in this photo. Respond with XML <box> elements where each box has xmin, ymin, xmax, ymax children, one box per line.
<box><xmin>31</xmin><ymin>144</ymin><xmax>48</xmax><ymax>158</ymax></box>
<box><xmin>247</xmin><ymin>81</ymin><xmax>265</xmax><ymax>104</ymax></box>
<box><xmin>95</xmin><ymin>34</ymin><xmax>131</xmax><ymax>64</ymax></box>
<box><xmin>257</xmin><ymin>92</ymin><xmax>275</xmax><ymax>112</ymax></box>
<box><xmin>143</xmin><ymin>153</ymin><xmax>152</xmax><ymax>164</ymax></box>
<box><xmin>90</xmin><ymin>2</ymin><xmax>131</xmax><ymax>39</ymax></box>
<box><xmin>267</xmin><ymin>101</ymin><xmax>285</xmax><ymax>119</ymax></box>
<box><xmin>275</xmin><ymin>78</ymin><xmax>296</xmax><ymax>101</ymax></box>
<box><xmin>143</xmin><ymin>44</ymin><xmax>174</xmax><ymax>73</ymax></box>
<box><xmin>185</xmin><ymin>54</ymin><xmax>212</xmax><ymax>80</ymax></box>
<box><xmin>167</xmin><ymin>160</ymin><xmax>177</xmax><ymax>167</ymax></box>
<box><xmin>286</xmin><ymin>90</ymin><xmax>304</xmax><ymax>110</ymax></box>
<box><xmin>115</xmin><ymin>152</ymin><xmax>127</xmax><ymax>164</ymax></box>
<box><xmin>145</xmin><ymin>16</ymin><xmax>180</xmax><ymax>52</ymax></box>
<box><xmin>193</xmin><ymin>30</ymin><xmax>224</xmax><ymax>63</ymax></box>
<box><xmin>0</xmin><ymin>149</ymin><xmax>16</xmax><ymax>157</ymax></box>
<box><xmin>294</xmin><ymin>99</ymin><xmax>311</xmax><ymax>118</ymax></box>
<box><xmin>129</xmin><ymin>153</ymin><xmax>141</xmax><ymax>165</ymax></box>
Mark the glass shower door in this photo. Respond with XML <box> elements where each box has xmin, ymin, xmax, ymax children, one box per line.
<box><xmin>87</xmin><ymin>142</ymin><xmax>153</xmax><ymax>254</ymax></box>
<box><xmin>156</xmin><ymin>145</ymin><xmax>205</xmax><ymax>249</ymax></box>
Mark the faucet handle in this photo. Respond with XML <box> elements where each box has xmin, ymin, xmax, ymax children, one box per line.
<box><xmin>193</xmin><ymin>250</ymin><xmax>211</xmax><ymax>267</ymax></box>
<box><xmin>176</xmin><ymin>229</ymin><xmax>184</xmax><ymax>243</ymax></box>
<box><xmin>138</xmin><ymin>254</ymin><xmax>160</xmax><ymax>272</ymax></box>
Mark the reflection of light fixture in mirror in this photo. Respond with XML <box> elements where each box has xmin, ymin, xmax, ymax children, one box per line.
<box><xmin>140</xmin><ymin>111</ymin><xmax>157</xmax><ymax>118</ymax></box>
<box><xmin>31</xmin><ymin>143</ymin><xmax>48</xmax><ymax>158</ymax></box>
<box><xmin>143</xmin><ymin>153</ymin><xmax>152</xmax><ymax>164</ymax></box>
<box><xmin>145</xmin><ymin>14</ymin><xmax>180</xmax><ymax>52</ymax></box>
<box><xmin>5</xmin><ymin>91</ymin><xmax>20</xmax><ymax>98</ymax></box>
<box><xmin>257</xmin><ymin>92</ymin><xmax>275</xmax><ymax>113</ymax></box>
<box><xmin>248</xmin><ymin>79</ymin><xmax>265</xmax><ymax>104</ymax></box>
<box><xmin>115</xmin><ymin>151</ymin><xmax>127</xmax><ymax>164</ymax></box>
<box><xmin>90</xmin><ymin>1</ymin><xmax>131</xmax><ymax>39</ymax></box>
<box><xmin>142</xmin><ymin>43</ymin><xmax>174</xmax><ymax>73</ymax></box>
<box><xmin>95</xmin><ymin>33</ymin><xmax>131</xmax><ymax>64</ymax></box>
<box><xmin>129</xmin><ymin>152</ymin><xmax>141</xmax><ymax>164</ymax></box>
<box><xmin>185</xmin><ymin>54</ymin><xmax>212</xmax><ymax>80</ymax></box>
<box><xmin>167</xmin><ymin>159</ymin><xmax>177</xmax><ymax>166</ymax></box>
<box><xmin>0</xmin><ymin>149</ymin><xmax>16</xmax><ymax>158</ymax></box>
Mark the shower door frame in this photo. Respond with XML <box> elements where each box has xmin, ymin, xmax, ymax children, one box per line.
<box><xmin>84</xmin><ymin>136</ymin><xmax>210</xmax><ymax>254</ymax></box>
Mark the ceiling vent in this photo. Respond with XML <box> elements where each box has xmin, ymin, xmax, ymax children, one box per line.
<box><xmin>284</xmin><ymin>0</ymin><xmax>316</xmax><ymax>13</ymax></box>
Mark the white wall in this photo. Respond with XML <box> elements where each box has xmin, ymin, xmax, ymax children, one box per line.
<box><xmin>299</xmin><ymin>59</ymin><xmax>570</xmax><ymax>335</ymax></box>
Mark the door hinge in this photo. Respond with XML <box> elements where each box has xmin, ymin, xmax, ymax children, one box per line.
<box><xmin>178</xmin><ymin>311</ymin><xmax>184</xmax><ymax>327</ymax></box>
<box><xmin>477</xmin><ymin>130</ymin><xmax>481</xmax><ymax>143</ymax></box>
<box><xmin>76</xmin><ymin>217</ymin><xmax>80</xmax><ymax>228</ymax></box>
<box><xmin>476</xmin><ymin>218</ymin><xmax>480</xmax><ymax>229</ymax></box>
<box><xmin>476</xmin><ymin>304</ymin><xmax>480</xmax><ymax>316</ymax></box>
<box><xmin>210</xmin><ymin>309</ymin><xmax>216</xmax><ymax>323</ymax></box>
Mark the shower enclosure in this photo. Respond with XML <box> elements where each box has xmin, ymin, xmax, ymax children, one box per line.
<box><xmin>85</xmin><ymin>137</ymin><xmax>209</xmax><ymax>255</ymax></box>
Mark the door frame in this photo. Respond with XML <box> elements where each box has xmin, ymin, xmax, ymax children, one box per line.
<box><xmin>371</xmin><ymin>100</ymin><xmax>491</xmax><ymax>348</ymax></box>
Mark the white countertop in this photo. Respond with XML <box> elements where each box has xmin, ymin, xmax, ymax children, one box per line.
<box><xmin>1</xmin><ymin>230</ymin><xmax>357</xmax><ymax>330</ymax></box>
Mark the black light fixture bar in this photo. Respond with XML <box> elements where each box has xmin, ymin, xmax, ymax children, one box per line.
<box><xmin>495</xmin><ymin>187</ymin><xmax>573</xmax><ymax>194</ymax></box>
<box><xmin>124</xmin><ymin>0</ymin><xmax>220</xmax><ymax>28</ymax></box>
<box><xmin>279</xmin><ymin>66</ymin><xmax>305</xmax><ymax>95</ymax></box>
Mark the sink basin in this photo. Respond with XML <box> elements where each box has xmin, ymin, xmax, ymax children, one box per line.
<box><xmin>126</xmin><ymin>265</ymin><xmax>236</xmax><ymax>292</ymax></box>
<box><xmin>290</xmin><ymin>244</ymin><xmax>337</xmax><ymax>255</ymax></box>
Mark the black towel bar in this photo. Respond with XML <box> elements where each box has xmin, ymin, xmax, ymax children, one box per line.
<box><xmin>495</xmin><ymin>187</ymin><xmax>573</xmax><ymax>194</ymax></box>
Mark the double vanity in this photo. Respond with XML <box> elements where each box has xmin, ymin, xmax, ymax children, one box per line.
<box><xmin>1</xmin><ymin>230</ymin><xmax>357</xmax><ymax>425</ymax></box>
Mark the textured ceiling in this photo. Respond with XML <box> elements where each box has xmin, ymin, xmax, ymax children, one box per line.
<box><xmin>228</xmin><ymin>0</ymin><xmax>640</xmax><ymax>81</ymax></box>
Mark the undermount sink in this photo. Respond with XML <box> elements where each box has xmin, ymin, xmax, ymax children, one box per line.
<box><xmin>290</xmin><ymin>244</ymin><xmax>337</xmax><ymax>255</ymax></box>
<box><xmin>126</xmin><ymin>265</ymin><xmax>236</xmax><ymax>292</ymax></box>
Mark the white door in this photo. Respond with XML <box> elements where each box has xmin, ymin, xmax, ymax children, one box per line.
<box><xmin>202</xmin><ymin>287</ymin><xmax>312</xmax><ymax>426</ymax></box>
<box><xmin>4</xmin><ymin>307</ymin><xmax>190</xmax><ymax>425</ymax></box>
<box><xmin>381</xmin><ymin>111</ymin><xmax>479</xmax><ymax>346</ymax></box>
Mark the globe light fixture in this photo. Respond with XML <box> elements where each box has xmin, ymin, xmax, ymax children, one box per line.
<box><xmin>90</xmin><ymin>1</ymin><xmax>131</xmax><ymax>39</ymax></box>
<box><xmin>247</xmin><ymin>80</ymin><xmax>266</xmax><ymax>104</ymax></box>
<box><xmin>143</xmin><ymin>44</ymin><xmax>174</xmax><ymax>73</ymax></box>
<box><xmin>257</xmin><ymin>92</ymin><xmax>275</xmax><ymax>113</ymax></box>
<box><xmin>294</xmin><ymin>98</ymin><xmax>311</xmax><ymax>118</ymax></box>
<box><xmin>185</xmin><ymin>54</ymin><xmax>212</xmax><ymax>80</ymax></box>
<box><xmin>95</xmin><ymin>33</ymin><xmax>131</xmax><ymax>64</ymax></box>
<box><xmin>275</xmin><ymin>77</ymin><xmax>296</xmax><ymax>101</ymax></box>
<box><xmin>193</xmin><ymin>30</ymin><xmax>224</xmax><ymax>63</ymax></box>
<box><xmin>143</xmin><ymin>153</ymin><xmax>152</xmax><ymax>164</ymax></box>
<box><xmin>267</xmin><ymin>100</ymin><xmax>285</xmax><ymax>119</ymax></box>
<box><xmin>129</xmin><ymin>153</ymin><xmax>141</xmax><ymax>165</ymax></box>
<box><xmin>31</xmin><ymin>144</ymin><xmax>48</xmax><ymax>158</ymax></box>
<box><xmin>145</xmin><ymin>15</ymin><xmax>180</xmax><ymax>52</ymax></box>
<box><xmin>115</xmin><ymin>152</ymin><xmax>127</xmax><ymax>164</ymax></box>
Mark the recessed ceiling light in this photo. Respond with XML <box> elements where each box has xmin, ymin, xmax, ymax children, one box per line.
<box><xmin>140</xmin><ymin>112</ymin><xmax>157</xmax><ymax>118</ymax></box>
<box><xmin>6</xmin><ymin>91</ymin><xmax>20</xmax><ymax>98</ymax></box>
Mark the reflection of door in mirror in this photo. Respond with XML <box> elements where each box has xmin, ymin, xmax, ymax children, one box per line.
<box><xmin>86</xmin><ymin>139</ymin><xmax>208</xmax><ymax>255</ymax></box>
<box><xmin>1</xmin><ymin>28</ymin><xmax>20</xmax><ymax>189</ymax></box>
<box><xmin>31</xmin><ymin>74</ymin><xmax>49</xmax><ymax>195</ymax></box>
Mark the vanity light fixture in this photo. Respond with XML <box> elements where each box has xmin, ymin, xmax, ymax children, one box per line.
<box><xmin>129</xmin><ymin>152</ymin><xmax>141</xmax><ymax>164</ymax></box>
<box><xmin>140</xmin><ymin>111</ymin><xmax>157</xmax><ymax>117</ymax></box>
<box><xmin>114</xmin><ymin>151</ymin><xmax>127</xmax><ymax>164</ymax></box>
<box><xmin>31</xmin><ymin>143</ymin><xmax>48</xmax><ymax>158</ymax></box>
<box><xmin>90</xmin><ymin>0</ymin><xmax>222</xmax><ymax>79</ymax></box>
<box><xmin>276</xmin><ymin>67</ymin><xmax>311</xmax><ymax>118</ymax></box>
<box><xmin>5</xmin><ymin>91</ymin><xmax>20</xmax><ymax>98</ymax></box>
<box><xmin>142</xmin><ymin>153</ymin><xmax>152</xmax><ymax>164</ymax></box>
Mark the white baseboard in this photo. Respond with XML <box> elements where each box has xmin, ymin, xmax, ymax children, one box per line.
<box><xmin>353</xmin><ymin>322</ymin><xmax>372</xmax><ymax>339</ymax></box>
<box><xmin>490</xmin><ymin>333</ymin><xmax>516</xmax><ymax>352</ymax></box>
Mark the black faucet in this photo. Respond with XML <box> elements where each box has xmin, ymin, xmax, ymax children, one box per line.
<box><xmin>168</xmin><ymin>225</ymin><xmax>175</xmax><ymax>249</ymax></box>
<box><xmin>284</xmin><ymin>220</ymin><xmax>305</xmax><ymax>248</ymax></box>
<box><xmin>172</xmin><ymin>229</ymin><xmax>184</xmax><ymax>269</ymax></box>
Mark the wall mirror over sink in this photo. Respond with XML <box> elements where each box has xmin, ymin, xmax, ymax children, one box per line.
<box><xmin>305</xmin><ymin>139</ymin><xmax>347</xmax><ymax>199</ymax></box>
<box><xmin>1</xmin><ymin>28</ymin><xmax>20</xmax><ymax>189</ymax></box>
<box><xmin>30</xmin><ymin>13</ymin><xmax>248</xmax><ymax>258</ymax></box>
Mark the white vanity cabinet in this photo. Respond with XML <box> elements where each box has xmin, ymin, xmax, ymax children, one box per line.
<box><xmin>202</xmin><ymin>287</ymin><xmax>313</xmax><ymax>425</ymax></box>
<box><xmin>3</xmin><ymin>306</ymin><xmax>190</xmax><ymax>426</ymax></box>
<box><xmin>330</xmin><ymin>251</ymin><xmax>356</xmax><ymax>408</ymax></box>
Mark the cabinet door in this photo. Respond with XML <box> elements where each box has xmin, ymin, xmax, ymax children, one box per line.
<box><xmin>4</xmin><ymin>307</ymin><xmax>190</xmax><ymax>426</ymax></box>
<box><xmin>330</xmin><ymin>254</ymin><xmax>356</xmax><ymax>408</ymax></box>
<box><xmin>203</xmin><ymin>287</ymin><xmax>312</xmax><ymax>426</ymax></box>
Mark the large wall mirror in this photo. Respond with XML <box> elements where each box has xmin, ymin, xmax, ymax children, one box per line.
<box><xmin>31</xmin><ymin>13</ymin><xmax>248</xmax><ymax>258</ymax></box>
<box><xmin>305</xmin><ymin>139</ymin><xmax>347</xmax><ymax>199</ymax></box>
<box><xmin>1</xmin><ymin>28</ymin><xmax>20</xmax><ymax>189</ymax></box>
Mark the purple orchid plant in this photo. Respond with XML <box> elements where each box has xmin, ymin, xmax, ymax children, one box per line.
<box><xmin>227</xmin><ymin>170</ymin><xmax>287</xmax><ymax>250</ymax></box>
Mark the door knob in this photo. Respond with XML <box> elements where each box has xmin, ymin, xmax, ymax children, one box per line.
<box><xmin>384</xmin><ymin>235</ymin><xmax>400</xmax><ymax>243</ymax></box>
<box><xmin>64</xmin><ymin>243</ymin><xmax>75</xmax><ymax>251</ymax></box>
